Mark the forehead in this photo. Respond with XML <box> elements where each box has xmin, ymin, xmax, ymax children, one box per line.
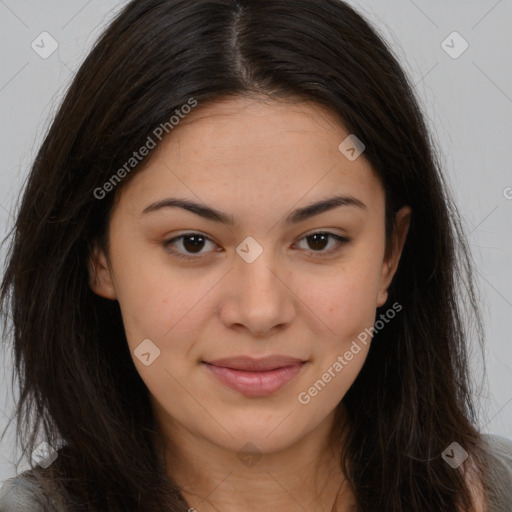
<box><xmin>118</xmin><ymin>95</ymin><xmax>384</xmax><ymax>219</ymax></box>
<box><xmin>163</xmin><ymin>96</ymin><xmax>360</xmax><ymax>168</ymax></box>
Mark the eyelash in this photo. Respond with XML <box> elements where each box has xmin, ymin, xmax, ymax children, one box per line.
<box><xmin>163</xmin><ymin>231</ymin><xmax>350</xmax><ymax>261</ymax></box>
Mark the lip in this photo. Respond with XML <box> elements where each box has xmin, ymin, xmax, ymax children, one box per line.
<box><xmin>202</xmin><ymin>355</ymin><xmax>306</xmax><ymax>397</ymax></box>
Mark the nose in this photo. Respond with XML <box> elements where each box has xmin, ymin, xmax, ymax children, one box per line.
<box><xmin>218</xmin><ymin>249</ymin><xmax>296</xmax><ymax>338</ymax></box>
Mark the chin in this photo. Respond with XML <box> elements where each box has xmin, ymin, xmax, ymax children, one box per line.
<box><xmin>204</xmin><ymin>412</ymin><xmax>313</xmax><ymax>454</ymax></box>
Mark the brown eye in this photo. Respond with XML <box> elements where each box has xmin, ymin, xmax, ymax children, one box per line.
<box><xmin>306</xmin><ymin>233</ymin><xmax>330</xmax><ymax>251</ymax></box>
<box><xmin>295</xmin><ymin>232</ymin><xmax>349</xmax><ymax>257</ymax></box>
<box><xmin>181</xmin><ymin>234</ymin><xmax>207</xmax><ymax>253</ymax></box>
<box><xmin>164</xmin><ymin>232</ymin><xmax>218</xmax><ymax>259</ymax></box>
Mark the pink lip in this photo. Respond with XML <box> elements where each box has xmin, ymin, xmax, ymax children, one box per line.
<box><xmin>202</xmin><ymin>356</ymin><xmax>306</xmax><ymax>397</ymax></box>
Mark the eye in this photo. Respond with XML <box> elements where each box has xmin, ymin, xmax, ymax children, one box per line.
<box><xmin>163</xmin><ymin>232</ymin><xmax>220</xmax><ymax>260</ymax></box>
<box><xmin>163</xmin><ymin>231</ymin><xmax>349</xmax><ymax>261</ymax></box>
<box><xmin>294</xmin><ymin>231</ymin><xmax>349</xmax><ymax>257</ymax></box>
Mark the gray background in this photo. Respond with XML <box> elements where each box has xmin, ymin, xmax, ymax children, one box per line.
<box><xmin>1</xmin><ymin>0</ymin><xmax>511</xmax><ymax>482</ymax></box>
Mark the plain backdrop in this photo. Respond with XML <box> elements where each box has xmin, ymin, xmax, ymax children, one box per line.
<box><xmin>0</xmin><ymin>0</ymin><xmax>511</xmax><ymax>483</ymax></box>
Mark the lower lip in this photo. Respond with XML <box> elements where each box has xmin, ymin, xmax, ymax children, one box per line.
<box><xmin>203</xmin><ymin>362</ymin><xmax>305</xmax><ymax>397</ymax></box>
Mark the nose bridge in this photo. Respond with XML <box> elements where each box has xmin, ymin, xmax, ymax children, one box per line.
<box><xmin>221</xmin><ymin>237</ymin><xmax>295</xmax><ymax>333</ymax></box>
<box><xmin>236</xmin><ymin>240</ymin><xmax>284</xmax><ymax>304</ymax></box>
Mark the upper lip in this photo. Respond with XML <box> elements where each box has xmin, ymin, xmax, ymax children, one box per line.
<box><xmin>203</xmin><ymin>355</ymin><xmax>306</xmax><ymax>372</ymax></box>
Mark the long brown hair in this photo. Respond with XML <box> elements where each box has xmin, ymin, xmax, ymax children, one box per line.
<box><xmin>1</xmin><ymin>0</ymin><xmax>493</xmax><ymax>510</ymax></box>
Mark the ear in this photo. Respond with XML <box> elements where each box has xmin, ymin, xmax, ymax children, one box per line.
<box><xmin>377</xmin><ymin>205</ymin><xmax>412</xmax><ymax>307</ymax></box>
<box><xmin>87</xmin><ymin>243</ymin><xmax>118</xmax><ymax>300</ymax></box>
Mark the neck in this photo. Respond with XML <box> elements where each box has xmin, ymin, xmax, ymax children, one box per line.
<box><xmin>154</xmin><ymin>405</ymin><xmax>355</xmax><ymax>512</ymax></box>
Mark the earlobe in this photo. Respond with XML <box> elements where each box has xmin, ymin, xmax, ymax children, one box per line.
<box><xmin>377</xmin><ymin>206</ymin><xmax>412</xmax><ymax>307</ymax></box>
<box><xmin>87</xmin><ymin>244</ymin><xmax>117</xmax><ymax>300</ymax></box>
<box><xmin>377</xmin><ymin>288</ymin><xmax>389</xmax><ymax>308</ymax></box>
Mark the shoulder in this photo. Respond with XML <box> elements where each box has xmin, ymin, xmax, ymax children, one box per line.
<box><xmin>453</xmin><ymin>434</ymin><xmax>512</xmax><ymax>512</ymax></box>
<box><xmin>476</xmin><ymin>433</ymin><xmax>512</xmax><ymax>512</ymax></box>
<box><xmin>0</xmin><ymin>470</ymin><xmax>46</xmax><ymax>512</ymax></box>
<box><xmin>0</xmin><ymin>469</ymin><xmax>72</xmax><ymax>512</ymax></box>
<box><xmin>481</xmin><ymin>433</ymin><xmax>512</xmax><ymax>461</ymax></box>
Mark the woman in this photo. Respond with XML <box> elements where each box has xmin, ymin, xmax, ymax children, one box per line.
<box><xmin>1</xmin><ymin>0</ymin><xmax>511</xmax><ymax>510</ymax></box>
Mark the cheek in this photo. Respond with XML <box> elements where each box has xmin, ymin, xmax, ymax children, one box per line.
<box><xmin>295</xmin><ymin>268</ymin><xmax>378</xmax><ymax>415</ymax></box>
<box><xmin>108</xmin><ymin>235</ymin><xmax>206</xmax><ymax>342</ymax></box>
<box><xmin>117</xmin><ymin>274</ymin><xmax>205</xmax><ymax>350</ymax></box>
<box><xmin>301</xmin><ymin>260</ymin><xmax>381</xmax><ymax>343</ymax></box>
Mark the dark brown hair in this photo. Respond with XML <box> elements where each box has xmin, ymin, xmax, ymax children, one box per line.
<box><xmin>1</xmin><ymin>0</ymin><xmax>493</xmax><ymax>510</ymax></box>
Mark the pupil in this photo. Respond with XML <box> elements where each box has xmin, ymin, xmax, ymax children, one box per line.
<box><xmin>308</xmin><ymin>233</ymin><xmax>328</xmax><ymax>251</ymax></box>
<box><xmin>183</xmin><ymin>235</ymin><xmax>205</xmax><ymax>253</ymax></box>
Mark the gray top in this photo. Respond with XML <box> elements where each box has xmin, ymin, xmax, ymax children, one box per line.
<box><xmin>1</xmin><ymin>434</ymin><xmax>512</xmax><ymax>511</ymax></box>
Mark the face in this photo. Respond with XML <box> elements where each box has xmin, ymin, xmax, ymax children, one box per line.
<box><xmin>89</xmin><ymin>95</ymin><xmax>410</xmax><ymax>456</ymax></box>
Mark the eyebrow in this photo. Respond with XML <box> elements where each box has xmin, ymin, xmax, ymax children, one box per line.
<box><xmin>142</xmin><ymin>194</ymin><xmax>367</xmax><ymax>225</ymax></box>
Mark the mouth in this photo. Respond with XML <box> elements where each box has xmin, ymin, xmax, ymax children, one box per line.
<box><xmin>201</xmin><ymin>355</ymin><xmax>307</xmax><ymax>397</ymax></box>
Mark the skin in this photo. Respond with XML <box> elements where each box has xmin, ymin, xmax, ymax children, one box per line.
<box><xmin>89</xmin><ymin>95</ymin><xmax>411</xmax><ymax>511</ymax></box>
